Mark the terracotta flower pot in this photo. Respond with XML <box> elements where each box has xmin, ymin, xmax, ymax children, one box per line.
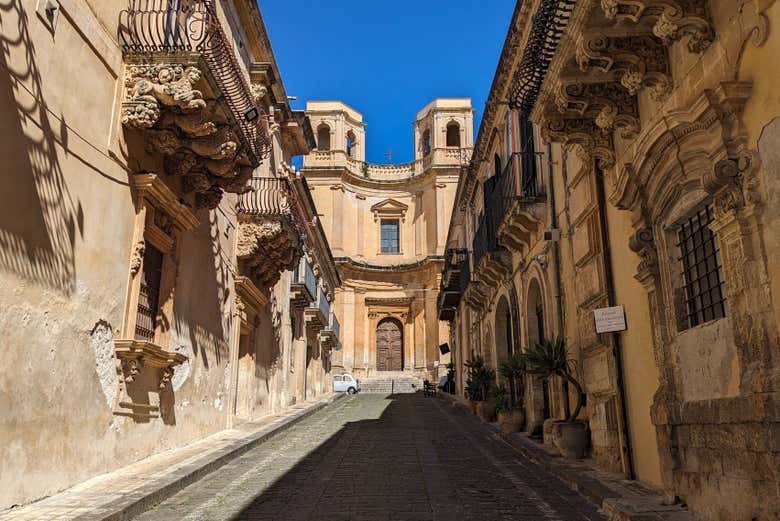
<box><xmin>497</xmin><ymin>408</ymin><xmax>524</xmax><ymax>433</ymax></box>
<box><xmin>477</xmin><ymin>401</ymin><xmax>496</xmax><ymax>422</ymax></box>
<box><xmin>554</xmin><ymin>421</ymin><xmax>588</xmax><ymax>459</ymax></box>
<box><xmin>466</xmin><ymin>399</ymin><xmax>478</xmax><ymax>414</ymax></box>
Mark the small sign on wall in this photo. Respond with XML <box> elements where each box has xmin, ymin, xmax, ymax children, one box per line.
<box><xmin>594</xmin><ymin>306</ymin><xmax>627</xmax><ymax>334</ymax></box>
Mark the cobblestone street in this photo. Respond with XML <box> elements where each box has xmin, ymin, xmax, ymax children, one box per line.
<box><xmin>135</xmin><ymin>394</ymin><xmax>605</xmax><ymax>521</ymax></box>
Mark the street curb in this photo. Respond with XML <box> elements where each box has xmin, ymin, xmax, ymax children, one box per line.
<box><xmin>75</xmin><ymin>393</ymin><xmax>346</xmax><ymax>521</ymax></box>
<box><xmin>437</xmin><ymin>392</ymin><xmax>697</xmax><ymax>521</ymax></box>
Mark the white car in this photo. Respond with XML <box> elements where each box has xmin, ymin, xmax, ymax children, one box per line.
<box><xmin>333</xmin><ymin>373</ymin><xmax>360</xmax><ymax>394</ymax></box>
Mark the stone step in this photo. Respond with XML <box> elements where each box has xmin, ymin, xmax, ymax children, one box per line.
<box><xmin>359</xmin><ymin>376</ymin><xmax>424</xmax><ymax>394</ymax></box>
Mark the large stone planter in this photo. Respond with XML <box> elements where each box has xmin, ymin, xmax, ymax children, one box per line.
<box><xmin>497</xmin><ymin>408</ymin><xmax>524</xmax><ymax>433</ymax></box>
<box><xmin>554</xmin><ymin>421</ymin><xmax>588</xmax><ymax>459</ymax></box>
<box><xmin>476</xmin><ymin>401</ymin><xmax>496</xmax><ymax>422</ymax></box>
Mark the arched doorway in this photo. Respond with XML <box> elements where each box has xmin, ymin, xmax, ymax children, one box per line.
<box><xmin>495</xmin><ymin>296</ymin><xmax>511</xmax><ymax>368</ymax></box>
<box><xmin>527</xmin><ymin>278</ymin><xmax>545</xmax><ymax>346</ymax></box>
<box><xmin>526</xmin><ymin>278</ymin><xmax>551</xmax><ymax>420</ymax></box>
<box><xmin>376</xmin><ymin>318</ymin><xmax>403</xmax><ymax>371</ymax></box>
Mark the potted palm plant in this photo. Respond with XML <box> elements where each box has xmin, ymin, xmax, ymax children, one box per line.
<box><xmin>523</xmin><ymin>337</ymin><xmax>588</xmax><ymax>459</ymax></box>
<box><xmin>464</xmin><ymin>356</ymin><xmax>484</xmax><ymax>414</ymax></box>
<box><xmin>498</xmin><ymin>353</ymin><xmax>526</xmax><ymax>433</ymax></box>
<box><xmin>474</xmin><ymin>368</ymin><xmax>496</xmax><ymax>422</ymax></box>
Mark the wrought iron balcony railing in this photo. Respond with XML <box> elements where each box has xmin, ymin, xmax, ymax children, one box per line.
<box><xmin>493</xmin><ymin>151</ymin><xmax>545</xmax><ymax>219</ymax></box>
<box><xmin>472</xmin><ymin>210</ymin><xmax>500</xmax><ymax>271</ymax></box>
<box><xmin>293</xmin><ymin>257</ymin><xmax>317</xmax><ymax>301</ymax></box>
<box><xmin>237</xmin><ymin>177</ymin><xmax>292</xmax><ymax>216</ymax></box>
<box><xmin>317</xmin><ymin>287</ymin><xmax>331</xmax><ymax>320</ymax></box>
<box><xmin>119</xmin><ymin>0</ymin><xmax>270</xmax><ymax>165</ymax></box>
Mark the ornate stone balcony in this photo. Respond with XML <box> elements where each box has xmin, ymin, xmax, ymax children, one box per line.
<box><xmin>290</xmin><ymin>256</ymin><xmax>317</xmax><ymax>309</ymax></box>
<box><xmin>512</xmin><ymin>0</ymin><xmax>716</xmax><ymax>170</ymax></box>
<box><xmin>118</xmin><ymin>0</ymin><xmax>272</xmax><ymax>208</ymax></box>
<box><xmin>319</xmin><ymin>311</ymin><xmax>340</xmax><ymax>352</ymax></box>
<box><xmin>304</xmin><ymin>287</ymin><xmax>330</xmax><ymax>333</ymax></box>
<box><xmin>237</xmin><ymin>177</ymin><xmax>304</xmax><ymax>290</ymax></box>
<box><xmin>437</xmin><ymin>248</ymin><xmax>468</xmax><ymax>321</ymax></box>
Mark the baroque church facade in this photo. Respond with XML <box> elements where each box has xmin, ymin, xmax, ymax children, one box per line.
<box><xmin>301</xmin><ymin>100</ymin><xmax>473</xmax><ymax>379</ymax></box>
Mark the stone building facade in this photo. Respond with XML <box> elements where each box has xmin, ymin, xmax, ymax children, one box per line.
<box><xmin>301</xmin><ymin>100</ymin><xmax>473</xmax><ymax>378</ymax></box>
<box><xmin>0</xmin><ymin>1</ymin><xmax>340</xmax><ymax>510</ymax></box>
<box><xmin>441</xmin><ymin>1</ymin><xmax>780</xmax><ymax>520</ymax></box>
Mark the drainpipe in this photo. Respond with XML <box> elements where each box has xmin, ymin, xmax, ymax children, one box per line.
<box><xmin>546</xmin><ymin>143</ymin><xmax>569</xmax><ymax>420</ymax></box>
<box><xmin>594</xmin><ymin>164</ymin><xmax>635</xmax><ymax>480</ymax></box>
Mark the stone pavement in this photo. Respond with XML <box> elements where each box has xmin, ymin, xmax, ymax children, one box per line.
<box><xmin>0</xmin><ymin>393</ymin><xmax>343</xmax><ymax>521</ymax></box>
<box><xmin>133</xmin><ymin>393</ymin><xmax>607</xmax><ymax>521</ymax></box>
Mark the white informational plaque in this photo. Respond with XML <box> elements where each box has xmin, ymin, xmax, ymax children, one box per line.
<box><xmin>594</xmin><ymin>306</ymin><xmax>627</xmax><ymax>334</ymax></box>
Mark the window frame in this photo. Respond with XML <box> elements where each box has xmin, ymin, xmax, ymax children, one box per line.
<box><xmin>379</xmin><ymin>218</ymin><xmax>401</xmax><ymax>255</ymax></box>
<box><xmin>675</xmin><ymin>204</ymin><xmax>728</xmax><ymax>330</ymax></box>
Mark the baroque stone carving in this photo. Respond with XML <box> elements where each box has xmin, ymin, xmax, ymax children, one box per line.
<box><xmin>237</xmin><ymin>218</ymin><xmax>302</xmax><ymax>290</ymax></box>
<box><xmin>122</xmin><ymin>64</ymin><xmax>205</xmax><ymax>130</ymax></box>
<box><xmin>122</xmin><ymin>62</ymin><xmax>256</xmax><ymax>209</ymax></box>
<box><xmin>554</xmin><ymin>83</ymin><xmax>640</xmax><ymax>140</ymax></box>
<box><xmin>628</xmin><ymin>227</ymin><xmax>659</xmax><ymax>280</ymax></box>
<box><xmin>129</xmin><ymin>240</ymin><xmax>146</xmax><ymax>276</ymax></box>
<box><xmin>543</xmin><ymin>117</ymin><xmax>616</xmax><ymax>170</ymax></box>
<box><xmin>575</xmin><ymin>35</ymin><xmax>672</xmax><ymax>100</ymax></box>
<box><xmin>122</xmin><ymin>358</ymin><xmax>142</xmax><ymax>383</ymax></box>
<box><xmin>599</xmin><ymin>0</ymin><xmax>714</xmax><ymax>53</ymax></box>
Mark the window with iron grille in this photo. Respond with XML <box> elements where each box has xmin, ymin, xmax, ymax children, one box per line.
<box><xmin>135</xmin><ymin>243</ymin><xmax>164</xmax><ymax>342</ymax></box>
<box><xmin>380</xmin><ymin>219</ymin><xmax>400</xmax><ymax>253</ymax></box>
<box><xmin>677</xmin><ymin>205</ymin><xmax>727</xmax><ymax>329</ymax></box>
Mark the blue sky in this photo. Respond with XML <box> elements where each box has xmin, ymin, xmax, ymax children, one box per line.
<box><xmin>260</xmin><ymin>1</ymin><xmax>516</xmax><ymax>164</ymax></box>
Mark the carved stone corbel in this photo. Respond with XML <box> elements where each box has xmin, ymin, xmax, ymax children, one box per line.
<box><xmin>122</xmin><ymin>63</ymin><xmax>205</xmax><ymax>130</ymax></box>
<box><xmin>576</xmin><ymin>35</ymin><xmax>673</xmax><ymax>101</ymax></box>
<box><xmin>237</xmin><ymin>217</ymin><xmax>302</xmax><ymax>290</ymax></box>
<box><xmin>599</xmin><ymin>0</ymin><xmax>714</xmax><ymax>53</ymax></box>
<box><xmin>543</xmin><ymin>117</ymin><xmax>616</xmax><ymax>170</ymax></box>
<box><xmin>554</xmin><ymin>83</ymin><xmax>640</xmax><ymax>140</ymax></box>
<box><xmin>628</xmin><ymin>226</ymin><xmax>659</xmax><ymax>283</ymax></box>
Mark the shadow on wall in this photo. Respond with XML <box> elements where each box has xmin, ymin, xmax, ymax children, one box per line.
<box><xmin>171</xmin><ymin>210</ymin><xmax>235</xmax><ymax>395</ymax></box>
<box><xmin>0</xmin><ymin>0</ymin><xmax>83</xmax><ymax>294</ymax></box>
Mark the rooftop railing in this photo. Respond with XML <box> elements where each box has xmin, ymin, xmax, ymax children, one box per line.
<box><xmin>118</xmin><ymin>0</ymin><xmax>270</xmax><ymax>165</ymax></box>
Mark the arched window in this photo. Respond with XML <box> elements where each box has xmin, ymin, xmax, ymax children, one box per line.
<box><xmin>346</xmin><ymin>130</ymin><xmax>356</xmax><ymax>158</ymax></box>
<box><xmin>422</xmin><ymin>129</ymin><xmax>432</xmax><ymax>156</ymax></box>
<box><xmin>317</xmin><ymin>124</ymin><xmax>331</xmax><ymax>151</ymax></box>
<box><xmin>446</xmin><ymin>122</ymin><xmax>461</xmax><ymax>147</ymax></box>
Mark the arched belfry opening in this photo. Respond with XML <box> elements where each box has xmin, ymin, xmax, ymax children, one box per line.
<box><xmin>317</xmin><ymin>123</ymin><xmax>331</xmax><ymax>151</ymax></box>
<box><xmin>376</xmin><ymin>318</ymin><xmax>403</xmax><ymax>371</ymax></box>
<box><xmin>446</xmin><ymin>121</ymin><xmax>461</xmax><ymax>147</ymax></box>
<box><xmin>346</xmin><ymin>130</ymin><xmax>357</xmax><ymax>158</ymax></box>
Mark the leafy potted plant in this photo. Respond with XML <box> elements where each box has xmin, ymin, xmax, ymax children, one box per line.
<box><xmin>474</xmin><ymin>369</ymin><xmax>497</xmax><ymax>422</ymax></box>
<box><xmin>498</xmin><ymin>353</ymin><xmax>526</xmax><ymax>433</ymax></box>
<box><xmin>523</xmin><ymin>337</ymin><xmax>588</xmax><ymax>459</ymax></box>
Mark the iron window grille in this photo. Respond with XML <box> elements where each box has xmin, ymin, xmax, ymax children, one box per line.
<box><xmin>677</xmin><ymin>205</ymin><xmax>727</xmax><ymax>329</ymax></box>
<box><xmin>135</xmin><ymin>243</ymin><xmax>164</xmax><ymax>342</ymax></box>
